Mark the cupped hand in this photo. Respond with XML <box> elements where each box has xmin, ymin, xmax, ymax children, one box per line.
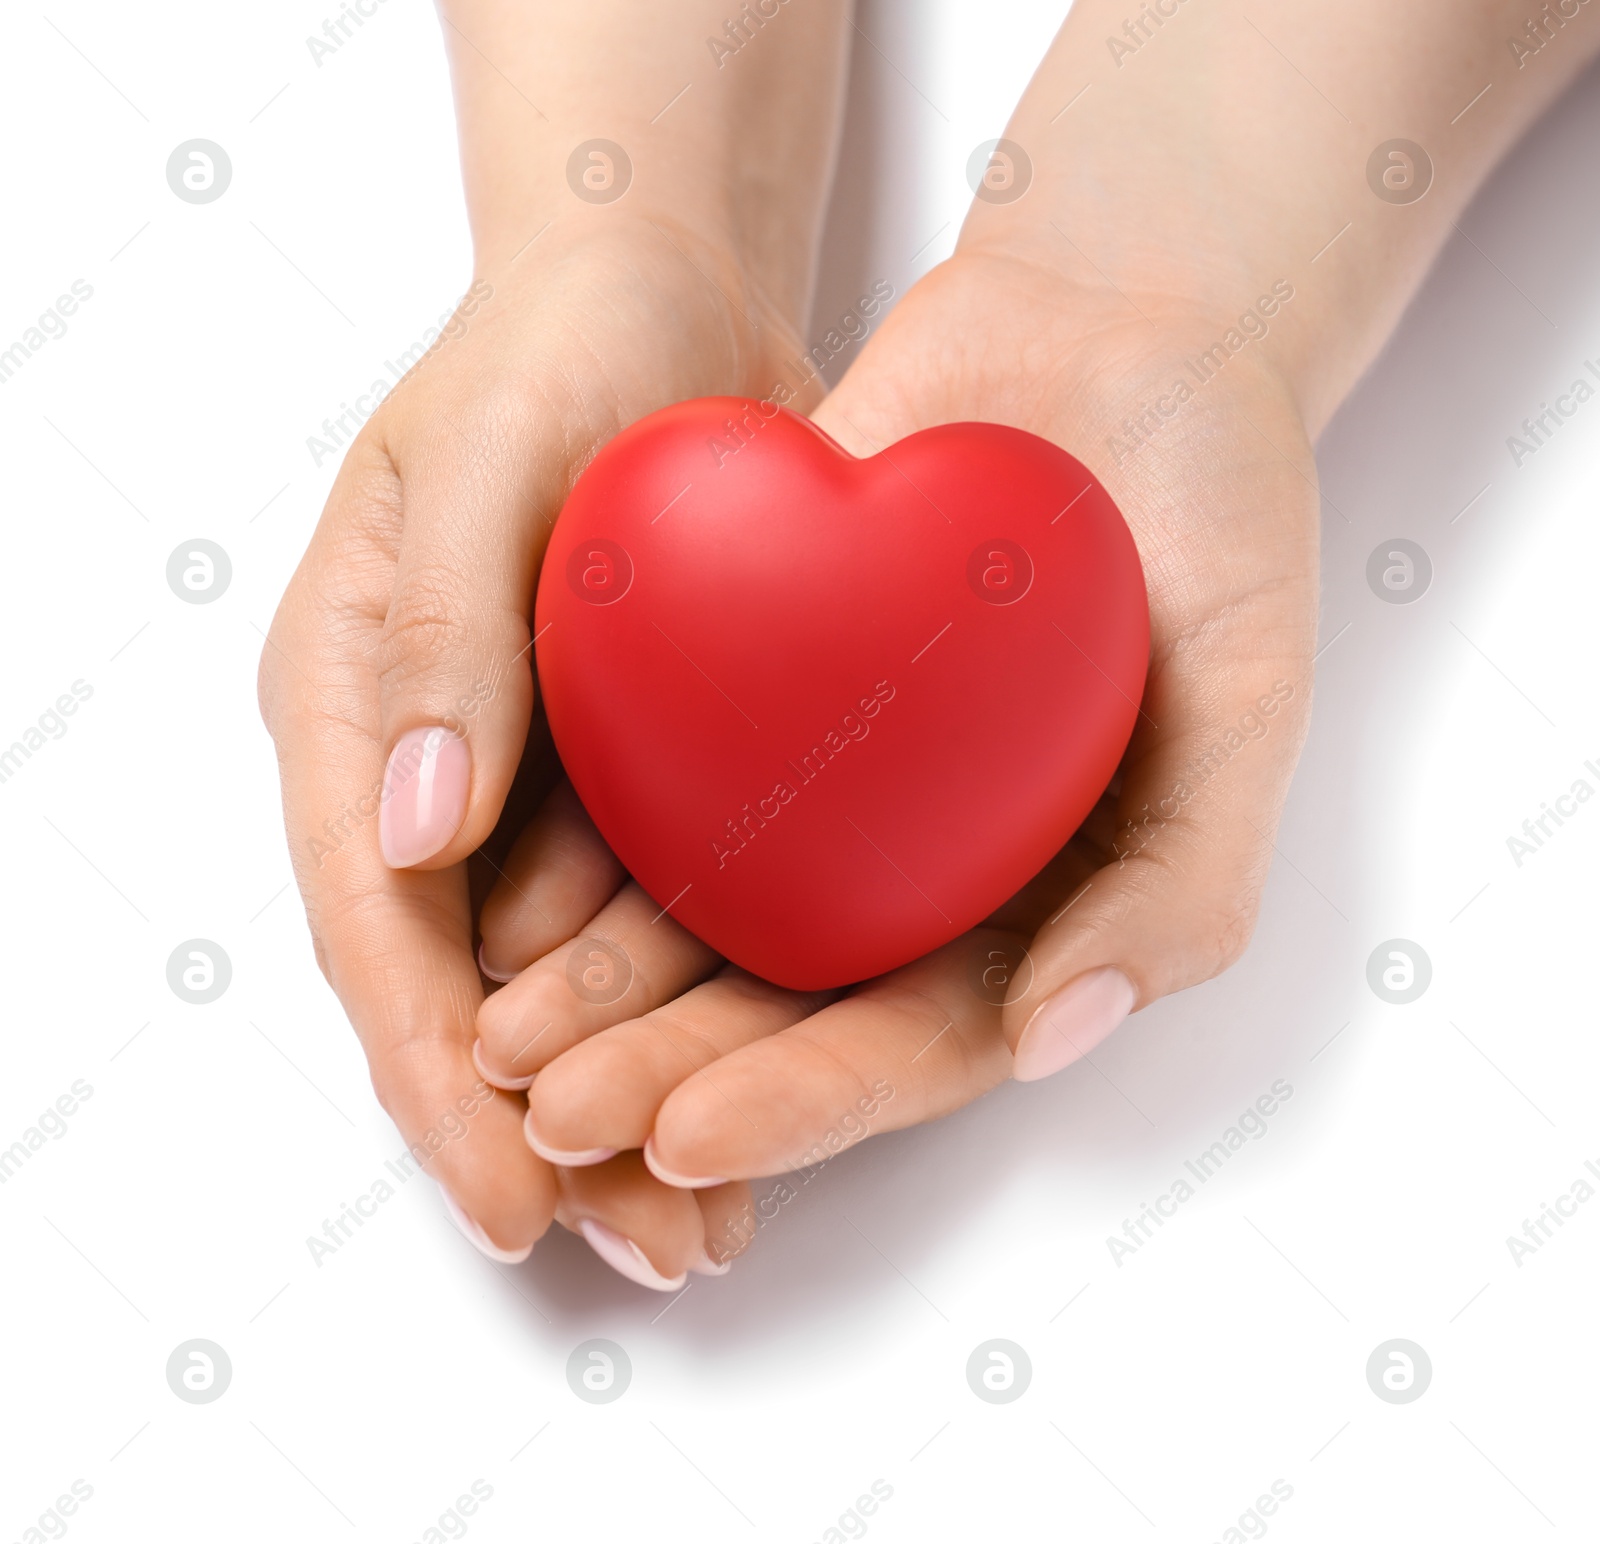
<box><xmin>258</xmin><ymin>220</ymin><xmax>817</xmax><ymax>1258</ymax></box>
<box><xmin>473</xmin><ymin>242</ymin><xmax>1319</xmax><ymax>1239</ymax></box>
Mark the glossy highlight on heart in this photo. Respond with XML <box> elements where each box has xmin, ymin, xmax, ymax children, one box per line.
<box><xmin>535</xmin><ymin>397</ymin><xmax>1149</xmax><ymax>990</ymax></box>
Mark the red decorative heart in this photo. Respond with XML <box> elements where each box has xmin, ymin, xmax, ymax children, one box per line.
<box><xmin>535</xmin><ymin>397</ymin><xmax>1148</xmax><ymax>990</ymax></box>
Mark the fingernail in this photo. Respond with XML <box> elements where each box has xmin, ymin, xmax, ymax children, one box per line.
<box><xmin>473</xmin><ymin>1038</ymin><xmax>535</xmax><ymax>1092</ymax></box>
<box><xmin>1013</xmin><ymin>966</ymin><xmax>1136</xmax><ymax>1082</ymax></box>
<box><xmin>578</xmin><ymin>1218</ymin><xmax>686</xmax><ymax>1292</ymax></box>
<box><xmin>441</xmin><ymin>1187</ymin><xmax>532</xmax><ymax>1263</ymax></box>
<box><xmin>643</xmin><ymin>1135</ymin><xmax>726</xmax><ymax>1190</ymax></box>
<box><xmin>523</xmin><ymin>1105</ymin><xmax>615</xmax><ymax>1166</ymax></box>
<box><xmin>380</xmin><ymin>726</ymin><xmax>470</xmax><ymax>868</ymax></box>
<box><xmin>690</xmin><ymin>1249</ymin><xmax>732</xmax><ymax>1277</ymax></box>
<box><xmin>478</xmin><ymin>941</ymin><xmax>518</xmax><ymax>984</ymax></box>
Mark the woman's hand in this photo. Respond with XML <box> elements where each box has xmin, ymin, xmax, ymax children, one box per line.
<box><xmin>259</xmin><ymin>0</ymin><xmax>851</xmax><ymax>1259</ymax></box>
<box><xmin>258</xmin><ymin>227</ymin><xmax>782</xmax><ymax>1256</ymax></box>
<box><xmin>472</xmin><ymin>0</ymin><xmax>1600</xmax><ymax>1265</ymax></box>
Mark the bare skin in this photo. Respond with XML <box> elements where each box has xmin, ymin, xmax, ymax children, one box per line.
<box><xmin>259</xmin><ymin>0</ymin><xmax>851</xmax><ymax>1275</ymax></box>
<box><xmin>263</xmin><ymin>0</ymin><xmax>1600</xmax><ymax>1281</ymax></box>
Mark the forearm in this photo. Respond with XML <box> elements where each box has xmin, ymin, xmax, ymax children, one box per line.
<box><xmin>437</xmin><ymin>0</ymin><xmax>852</xmax><ymax>329</ymax></box>
<box><xmin>972</xmin><ymin>0</ymin><xmax>1600</xmax><ymax>433</ymax></box>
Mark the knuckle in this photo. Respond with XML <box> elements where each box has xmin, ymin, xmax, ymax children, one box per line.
<box><xmin>314</xmin><ymin>879</ymin><xmax>472</xmax><ymax>1020</ymax></box>
<box><xmin>527</xmin><ymin>1054</ymin><xmax>605</xmax><ymax>1133</ymax></box>
<box><xmin>256</xmin><ymin>660</ymin><xmax>278</xmax><ymax>736</ymax></box>
<box><xmin>376</xmin><ymin>569</ymin><xmax>472</xmax><ymax>696</ymax></box>
<box><xmin>476</xmin><ymin>975</ymin><xmax>544</xmax><ymax>1056</ymax></box>
<box><xmin>305</xmin><ymin>922</ymin><xmax>334</xmax><ymax>988</ymax></box>
<box><xmin>1093</xmin><ymin>850</ymin><xmax>1265</xmax><ymax>991</ymax></box>
<box><xmin>475</xmin><ymin>987</ymin><xmax>515</xmax><ymax>1050</ymax></box>
<box><xmin>1202</xmin><ymin>890</ymin><xmax>1262</xmax><ymax>978</ymax></box>
<box><xmin>256</xmin><ymin>620</ymin><xmax>294</xmax><ymax>737</ymax></box>
<box><xmin>642</xmin><ymin>1005</ymin><xmax>726</xmax><ymax>1066</ymax></box>
<box><xmin>367</xmin><ymin>1059</ymin><xmax>399</xmax><ymax>1120</ymax></box>
<box><xmin>706</xmin><ymin>1193</ymin><xmax>758</xmax><ymax>1265</ymax></box>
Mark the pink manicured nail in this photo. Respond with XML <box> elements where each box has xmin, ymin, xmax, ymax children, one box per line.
<box><xmin>478</xmin><ymin>941</ymin><xmax>518</xmax><ymax>984</ymax></box>
<box><xmin>1013</xmin><ymin>966</ymin><xmax>1136</xmax><ymax>1082</ymax></box>
<box><xmin>579</xmin><ymin>1218</ymin><xmax>686</xmax><ymax>1292</ymax></box>
<box><xmin>690</xmin><ymin>1249</ymin><xmax>732</xmax><ymax>1277</ymax></box>
<box><xmin>472</xmin><ymin>1038</ymin><xmax>535</xmax><ymax>1092</ymax></box>
<box><xmin>442</xmin><ymin>1188</ymin><xmax>532</xmax><ymax>1263</ymax></box>
<box><xmin>643</xmin><ymin>1135</ymin><xmax>725</xmax><ymax>1190</ymax></box>
<box><xmin>523</xmin><ymin>1106</ymin><xmax>615</xmax><ymax>1166</ymax></box>
<box><xmin>379</xmin><ymin>726</ymin><xmax>470</xmax><ymax>868</ymax></box>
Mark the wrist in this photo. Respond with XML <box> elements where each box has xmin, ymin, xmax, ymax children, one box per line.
<box><xmin>440</xmin><ymin>0</ymin><xmax>850</xmax><ymax>343</ymax></box>
<box><xmin>953</xmin><ymin>223</ymin><xmax>1314</xmax><ymax>433</ymax></box>
<box><xmin>968</xmin><ymin>0</ymin><xmax>1600</xmax><ymax>436</ymax></box>
<box><xmin>473</xmin><ymin>211</ymin><xmax>815</xmax><ymax>393</ymax></box>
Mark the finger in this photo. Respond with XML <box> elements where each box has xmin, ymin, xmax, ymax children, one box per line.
<box><xmin>648</xmin><ymin>932</ymin><xmax>1022</xmax><ymax>1184</ymax></box>
<box><xmin>522</xmin><ymin>969</ymin><xmax>832</xmax><ymax>1164</ymax></box>
<box><xmin>372</xmin><ymin>383</ymin><xmax>558</xmax><ymax>872</ymax></box>
<box><xmin>696</xmin><ymin>1183</ymin><xmax>758</xmax><ymax>1273</ymax></box>
<box><xmin>473</xmin><ymin>883</ymin><xmax>721</xmax><ymax>1089</ymax></box>
<box><xmin>1002</xmin><ymin>488</ymin><xmax>1318</xmax><ymax>1077</ymax></box>
<box><xmin>260</xmin><ymin>439</ymin><xmax>557</xmax><ymax>1257</ymax></box>
<box><xmin>553</xmin><ymin>1151</ymin><xmax>712</xmax><ymax>1291</ymax></box>
<box><xmin>1001</xmin><ymin>673</ymin><xmax>1306</xmax><ymax>1079</ymax></box>
<box><xmin>476</xmin><ymin>780</ymin><xmax>626</xmax><ymax>982</ymax></box>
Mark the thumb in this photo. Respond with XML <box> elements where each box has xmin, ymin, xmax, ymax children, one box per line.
<box><xmin>372</xmin><ymin>397</ymin><xmax>558</xmax><ymax>870</ymax></box>
<box><xmin>1002</xmin><ymin>617</ymin><xmax>1314</xmax><ymax>1079</ymax></box>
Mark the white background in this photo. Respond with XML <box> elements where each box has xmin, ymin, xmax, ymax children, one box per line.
<box><xmin>3</xmin><ymin>2</ymin><xmax>1599</xmax><ymax>1540</ymax></box>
